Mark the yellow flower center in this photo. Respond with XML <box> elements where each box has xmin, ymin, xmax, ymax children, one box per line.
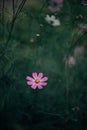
<box><xmin>35</xmin><ymin>79</ymin><xmax>40</xmax><ymax>84</ymax></box>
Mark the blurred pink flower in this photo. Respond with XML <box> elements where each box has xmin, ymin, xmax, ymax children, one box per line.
<box><xmin>63</xmin><ymin>56</ymin><xmax>76</xmax><ymax>67</ymax></box>
<box><xmin>48</xmin><ymin>0</ymin><xmax>63</xmax><ymax>12</ymax></box>
<box><xmin>78</xmin><ymin>23</ymin><xmax>87</xmax><ymax>31</ymax></box>
<box><xmin>26</xmin><ymin>72</ymin><xmax>48</xmax><ymax>89</ymax></box>
<box><xmin>82</xmin><ymin>0</ymin><xmax>87</xmax><ymax>6</ymax></box>
<box><xmin>68</xmin><ymin>56</ymin><xmax>76</xmax><ymax>67</ymax></box>
<box><xmin>74</xmin><ymin>46</ymin><xmax>84</xmax><ymax>57</ymax></box>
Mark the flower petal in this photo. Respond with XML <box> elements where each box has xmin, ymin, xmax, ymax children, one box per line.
<box><xmin>37</xmin><ymin>84</ymin><xmax>43</xmax><ymax>89</ymax></box>
<box><xmin>26</xmin><ymin>76</ymin><xmax>34</xmax><ymax>81</ymax></box>
<box><xmin>40</xmin><ymin>82</ymin><xmax>47</xmax><ymax>86</ymax></box>
<box><xmin>45</xmin><ymin>15</ymin><xmax>51</xmax><ymax>22</ymax></box>
<box><xmin>31</xmin><ymin>84</ymin><xmax>37</xmax><ymax>89</ymax></box>
<box><xmin>52</xmin><ymin>19</ymin><xmax>61</xmax><ymax>26</ymax></box>
<box><xmin>32</xmin><ymin>72</ymin><xmax>38</xmax><ymax>79</ymax></box>
<box><xmin>38</xmin><ymin>73</ymin><xmax>43</xmax><ymax>79</ymax></box>
<box><xmin>41</xmin><ymin>77</ymin><xmax>48</xmax><ymax>82</ymax></box>
<box><xmin>27</xmin><ymin>81</ymin><xmax>33</xmax><ymax>85</ymax></box>
<box><xmin>51</xmin><ymin>15</ymin><xmax>56</xmax><ymax>20</ymax></box>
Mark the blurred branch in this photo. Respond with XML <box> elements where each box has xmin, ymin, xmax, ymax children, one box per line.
<box><xmin>12</xmin><ymin>0</ymin><xmax>15</xmax><ymax>18</ymax></box>
<box><xmin>0</xmin><ymin>0</ymin><xmax>27</xmax><ymax>58</ymax></box>
<box><xmin>2</xmin><ymin>0</ymin><xmax>4</xmax><ymax>23</ymax></box>
<box><xmin>14</xmin><ymin>0</ymin><xmax>27</xmax><ymax>21</ymax></box>
<box><xmin>2</xmin><ymin>0</ymin><xmax>5</xmax><ymax>39</ymax></box>
<box><xmin>6</xmin><ymin>0</ymin><xmax>27</xmax><ymax>44</ymax></box>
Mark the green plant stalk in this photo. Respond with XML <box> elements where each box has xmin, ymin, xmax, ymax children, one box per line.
<box><xmin>2</xmin><ymin>0</ymin><xmax>5</xmax><ymax>40</ymax></box>
<box><xmin>39</xmin><ymin>0</ymin><xmax>47</xmax><ymax>13</ymax></box>
<box><xmin>0</xmin><ymin>0</ymin><xmax>27</xmax><ymax>58</ymax></box>
<box><xmin>65</xmin><ymin>66</ymin><xmax>70</xmax><ymax>114</ymax></box>
<box><xmin>12</xmin><ymin>0</ymin><xmax>15</xmax><ymax>18</ymax></box>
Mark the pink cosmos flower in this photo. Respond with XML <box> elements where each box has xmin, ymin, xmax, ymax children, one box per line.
<box><xmin>81</xmin><ymin>0</ymin><xmax>87</xmax><ymax>6</ymax></box>
<box><xmin>48</xmin><ymin>0</ymin><xmax>63</xmax><ymax>12</ymax></box>
<box><xmin>26</xmin><ymin>72</ymin><xmax>48</xmax><ymax>89</ymax></box>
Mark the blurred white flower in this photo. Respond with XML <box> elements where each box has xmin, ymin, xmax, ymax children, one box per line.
<box><xmin>45</xmin><ymin>14</ymin><xmax>61</xmax><ymax>26</ymax></box>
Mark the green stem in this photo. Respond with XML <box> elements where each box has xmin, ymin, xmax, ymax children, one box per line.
<box><xmin>0</xmin><ymin>0</ymin><xmax>27</xmax><ymax>58</ymax></box>
<box><xmin>12</xmin><ymin>0</ymin><xmax>15</xmax><ymax>18</ymax></box>
<box><xmin>39</xmin><ymin>0</ymin><xmax>47</xmax><ymax>13</ymax></box>
<box><xmin>65</xmin><ymin>65</ymin><xmax>70</xmax><ymax>114</ymax></box>
<box><xmin>2</xmin><ymin>0</ymin><xmax>5</xmax><ymax>40</ymax></box>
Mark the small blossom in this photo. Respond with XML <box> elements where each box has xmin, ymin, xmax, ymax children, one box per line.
<box><xmin>72</xmin><ymin>106</ymin><xmax>80</xmax><ymax>111</ymax></box>
<box><xmin>48</xmin><ymin>0</ymin><xmax>63</xmax><ymax>12</ymax></box>
<box><xmin>26</xmin><ymin>72</ymin><xmax>48</xmax><ymax>89</ymax></box>
<box><xmin>68</xmin><ymin>56</ymin><xmax>76</xmax><ymax>67</ymax></box>
<box><xmin>36</xmin><ymin>33</ymin><xmax>40</xmax><ymax>37</ymax></box>
<box><xmin>63</xmin><ymin>56</ymin><xmax>76</xmax><ymax>67</ymax></box>
<box><xmin>45</xmin><ymin>14</ymin><xmax>61</xmax><ymax>26</ymax></box>
<box><xmin>81</xmin><ymin>0</ymin><xmax>87</xmax><ymax>6</ymax></box>
<box><xmin>29</xmin><ymin>38</ymin><xmax>34</xmax><ymax>43</ymax></box>
<box><xmin>76</xmin><ymin>14</ymin><xmax>83</xmax><ymax>20</ymax></box>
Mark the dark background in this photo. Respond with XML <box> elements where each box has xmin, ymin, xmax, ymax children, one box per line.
<box><xmin>0</xmin><ymin>0</ymin><xmax>87</xmax><ymax>129</ymax></box>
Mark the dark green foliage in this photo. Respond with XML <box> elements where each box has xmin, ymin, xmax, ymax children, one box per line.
<box><xmin>0</xmin><ymin>0</ymin><xmax>87</xmax><ymax>129</ymax></box>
